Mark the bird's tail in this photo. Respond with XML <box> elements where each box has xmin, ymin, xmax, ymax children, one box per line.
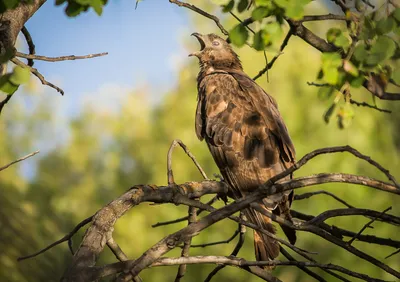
<box><xmin>243</xmin><ymin>206</ymin><xmax>280</xmax><ymax>266</ymax></box>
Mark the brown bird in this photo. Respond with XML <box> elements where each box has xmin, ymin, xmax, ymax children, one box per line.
<box><xmin>190</xmin><ymin>33</ymin><xmax>296</xmax><ymax>263</ymax></box>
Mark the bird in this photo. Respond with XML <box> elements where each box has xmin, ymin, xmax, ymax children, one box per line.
<box><xmin>190</xmin><ymin>32</ymin><xmax>296</xmax><ymax>263</ymax></box>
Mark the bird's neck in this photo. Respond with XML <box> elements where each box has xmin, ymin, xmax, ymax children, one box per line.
<box><xmin>197</xmin><ymin>60</ymin><xmax>242</xmax><ymax>82</ymax></box>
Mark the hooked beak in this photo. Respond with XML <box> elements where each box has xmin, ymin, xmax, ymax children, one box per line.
<box><xmin>189</xmin><ymin>32</ymin><xmax>205</xmax><ymax>57</ymax></box>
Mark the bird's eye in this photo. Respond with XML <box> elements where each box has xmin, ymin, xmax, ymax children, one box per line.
<box><xmin>212</xmin><ymin>41</ymin><xmax>220</xmax><ymax>46</ymax></box>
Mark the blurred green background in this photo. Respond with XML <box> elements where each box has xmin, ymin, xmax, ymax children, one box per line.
<box><xmin>1</xmin><ymin>1</ymin><xmax>399</xmax><ymax>281</ymax></box>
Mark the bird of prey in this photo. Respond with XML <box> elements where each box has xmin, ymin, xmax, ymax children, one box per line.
<box><xmin>190</xmin><ymin>33</ymin><xmax>296</xmax><ymax>263</ymax></box>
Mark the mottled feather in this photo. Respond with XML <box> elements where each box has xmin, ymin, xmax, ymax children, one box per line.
<box><xmin>192</xmin><ymin>33</ymin><xmax>297</xmax><ymax>262</ymax></box>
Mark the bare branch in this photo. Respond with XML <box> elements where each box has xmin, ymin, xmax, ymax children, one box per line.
<box><xmin>99</xmin><ymin>256</ymin><xmax>389</xmax><ymax>282</ymax></box>
<box><xmin>294</xmin><ymin>190</ymin><xmax>354</xmax><ymax>208</ymax></box>
<box><xmin>18</xmin><ymin>215</ymin><xmax>93</xmax><ymax>261</ymax></box>
<box><xmin>204</xmin><ymin>219</ymin><xmax>246</xmax><ymax>282</ymax></box>
<box><xmin>279</xmin><ymin>247</ymin><xmax>327</xmax><ymax>282</ymax></box>
<box><xmin>349</xmin><ymin>99</ymin><xmax>391</xmax><ymax>113</ymax></box>
<box><xmin>305</xmin><ymin>208</ymin><xmax>399</xmax><ymax>226</ymax></box>
<box><xmin>167</xmin><ymin>139</ymin><xmax>208</xmax><ymax>185</ymax></box>
<box><xmin>20</xmin><ymin>26</ymin><xmax>35</xmax><ymax>67</ymax></box>
<box><xmin>300</xmin><ymin>14</ymin><xmax>347</xmax><ymax>22</ymax></box>
<box><xmin>15</xmin><ymin>51</ymin><xmax>108</xmax><ymax>62</ymax></box>
<box><xmin>152</xmin><ymin>196</ymin><xmax>218</xmax><ymax>228</ymax></box>
<box><xmin>0</xmin><ymin>150</ymin><xmax>39</xmax><ymax>172</ymax></box>
<box><xmin>292</xmin><ymin>210</ymin><xmax>400</xmax><ymax>248</ymax></box>
<box><xmin>252</xmin><ymin>206</ymin><xmax>400</xmax><ymax>279</ymax></box>
<box><xmin>11</xmin><ymin>57</ymin><xmax>64</xmax><ymax>95</ymax></box>
<box><xmin>169</xmin><ymin>0</ymin><xmax>228</xmax><ymax>36</ymax></box>
<box><xmin>264</xmin><ymin>145</ymin><xmax>399</xmax><ymax>189</ymax></box>
<box><xmin>175</xmin><ymin>203</ymin><xmax>197</xmax><ymax>281</ymax></box>
<box><xmin>348</xmin><ymin>207</ymin><xmax>392</xmax><ymax>245</ymax></box>
<box><xmin>190</xmin><ymin>228</ymin><xmax>239</xmax><ymax>248</ymax></box>
<box><xmin>0</xmin><ymin>94</ymin><xmax>12</xmax><ymax>115</ymax></box>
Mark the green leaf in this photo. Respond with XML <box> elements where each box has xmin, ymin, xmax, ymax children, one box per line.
<box><xmin>251</xmin><ymin>6</ymin><xmax>270</xmax><ymax>20</ymax></box>
<box><xmin>9</xmin><ymin>66</ymin><xmax>30</xmax><ymax>85</ymax></box>
<box><xmin>262</xmin><ymin>22</ymin><xmax>282</xmax><ymax>45</ymax></box>
<box><xmin>255</xmin><ymin>0</ymin><xmax>269</xmax><ymax>6</ymax></box>
<box><xmin>353</xmin><ymin>42</ymin><xmax>367</xmax><ymax>62</ymax></box>
<box><xmin>229</xmin><ymin>24</ymin><xmax>249</xmax><ymax>47</ymax></box>
<box><xmin>350</xmin><ymin>75</ymin><xmax>365</xmax><ymax>88</ymax></box>
<box><xmin>253</xmin><ymin>30</ymin><xmax>265</xmax><ymax>51</ymax></box>
<box><xmin>337</xmin><ymin>104</ymin><xmax>354</xmax><ymax>129</ymax></box>
<box><xmin>0</xmin><ymin>74</ymin><xmax>18</xmax><ymax>95</ymax></box>
<box><xmin>318</xmin><ymin>86</ymin><xmax>335</xmax><ymax>100</ymax></box>
<box><xmin>65</xmin><ymin>2</ymin><xmax>86</xmax><ymax>17</ymax></box>
<box><xmin>392</xmin><ymin>68</ymin><xmax>400</xmax><ymax>85</ymax></box>
<box><xmin>237</xmin><ymin>0</ymin><xmax>249</xmax><ymax>13</ymax></box>
<box><xmin>392</xmin><ymin>8</ymin><xmax>400</xmax><ymax>22</ymax></box>
<box><xmin>4</xmin><ymin>0</ymin><xmax>19</xmax><ymax>9</ymax></box>
<box><xmin>222</xmin><ymin>0</ymin><xmax>234</xmax><ymax>12</ymax></box>
<box><xmin>327</xmin><ymin>28</ymin><xmax>349</xmax><ymax>49</ymax></box>
<box><xmin>365</xmin><ymin>36</ymin><xmax>396</xmax><ymax>66</ymax></box>
<box><xmin>321</xmin><ymin>52</ymin><xmax>342</xmax><ymax>85</ymax></box>
<box><xmin>55</xmin><ymin>0</ymin><xmax>67</xmax><ymax>5</ymax></box>
<box><xmin>212</xmin><ymin>0</ymin><xmax>231</xmax><ymax>5</ymax></box>
<box><xmin>376</xmin><ymin>17</ymin><xmax>395</xmax><ymax>35</ymax></box>
<box><xmin>343</xmin><ymin>60</ymin><xmax>359</xmax><ymax>77</ymax></box>
<box><xmin>323</xmin><ymin>103</ymin><xmax>337</xmax><ymax>123</ymax></box>
<box><xmin>91</xmin><ymin>0</ymin><xmax>103</xmax><ymax>15</ymax></box>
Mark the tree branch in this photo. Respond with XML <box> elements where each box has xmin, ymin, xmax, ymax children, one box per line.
<box><xmin>0</xmin><ymin>150</ymin><xmax>39</xmax><ymax>172</ymax></box>
<box><xmin>15</xmin><ymin>51</ymin><xmax>108</xmax><ymax>62</ymax></box>
<box><xmin>18</xmin><ymin>215</ymin><xmax>93</xmax><ymax>261</ymax></box>
<box><xmin>169</xmin><ymin>0</ymin><xmax>228</xmax><ymax>36</ymax></box>
<box><xmin>99</xmin><ymin>256</ymin><xmax>389</xmax><ymax>282</ymax></box>
<box><xmin>11</xmin><ymin>57</ymin><xmax>65</xmax><ymax>95</ymax></box>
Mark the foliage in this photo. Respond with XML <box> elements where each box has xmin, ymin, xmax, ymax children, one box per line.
<box><xmin>215</xmin><ymin>0</ymin><xmax>400</xmax><ymax>128</ymax></box>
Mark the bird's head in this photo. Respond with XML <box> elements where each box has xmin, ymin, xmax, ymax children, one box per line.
<box><xmin>189</xmin><ymin>33</ymin><xmax>242</xmax><ymax>70</ymax></box>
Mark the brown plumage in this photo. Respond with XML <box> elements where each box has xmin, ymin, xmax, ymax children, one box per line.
<box><xmin>190</xmin><ymin>33</ymin><xmax>297</xmax><ymax>263</ymax></box>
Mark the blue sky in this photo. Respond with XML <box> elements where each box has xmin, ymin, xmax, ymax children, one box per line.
<box><xmin>24</xmin><ymin>0</ymin><xmax>192</xmax><ymax>113</ymax></box>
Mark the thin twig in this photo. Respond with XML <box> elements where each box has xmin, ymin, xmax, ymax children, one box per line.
<box><xmin>0</xmin><ymin>94</ymin><xmax>12</xmax><ymax>115</ymax></box>
<box><xmin>17</xmin><ymin>215</ymin><xmax>93</xmax><ymax>261</ymax></box>
<box><xmin>190</xmin><ymin>228</ymin><xmax>239</xmax><ymax>248</ymax></box>
<box><xmin>11</xmin><ymin>57</ymin><xmax>64</xmax><ymax>95</ymax></box>
<box><xmin>349</xmin><ymin>99</ymin><xmax>391</xmax><ymax>113</ymax></box>
<box><xmin>204</xmin><ymin>218</ymin><xmax>246</xmax><ymax>282</ymax></box>
<box><xmin>174</xmin><ymin>205</ymin><xmax>197</xmax><ymax>282</ymax></box>
<box><xmin>294</xmin><ymin>190</ymin><xmax>355</xmax><ymax>208</ymax></box>
<box><xmin>169</xmin><ymin>0</ymin><xmax>228</xmax><ymax>36</ymax></box>
<box><xmin>348</xmin><ymin>207</ymin><xmax>392</xmax><ymax>245</ymax></box>
<box><xmin>386</xmin><ymin>249</ymin><xmax>400</xmax><ymax>259</ymax></box>
<box><xmin>15</xmin><ymin>51</ymin><xmax>108</xmax><ymax>62</ymax></box>
<box><xmin>0</xmin><ymin>150</ymin><xmax>39</xmax><ymax>172</ymax></box>
<box><xmin>152</xmin><ymin>196</ymin><xmax>218</xmax><ymax>228</ymax></box>
<box><xmin>253</xmin><ymin>31</ymin><xmax>292</xmax><ymax>80</ymax></box>
<box><xmin>305</xmin><ymin>208</ymin><xmax>399</xmax><ymax>226</ymax></box>
<box><xmin>167</xmin><ymin>139</ymin><xmax>208</xmax><ymax>185</ymax></box>
<box><xmin>280</xmin><ymin>247</ymin><xmax>327</xmax><ymax>282</ymax></box>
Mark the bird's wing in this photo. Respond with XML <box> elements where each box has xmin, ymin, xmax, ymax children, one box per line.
<box><xmin>196</xmin><ymin>71</ymin><xmax>295</xmax><ymax>201</ymax></box>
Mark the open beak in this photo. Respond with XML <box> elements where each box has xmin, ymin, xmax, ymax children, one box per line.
<box><xmin>189</xmin><ymin>32</ymin><xmax>205</xmax><ymax>57</ymax></box>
